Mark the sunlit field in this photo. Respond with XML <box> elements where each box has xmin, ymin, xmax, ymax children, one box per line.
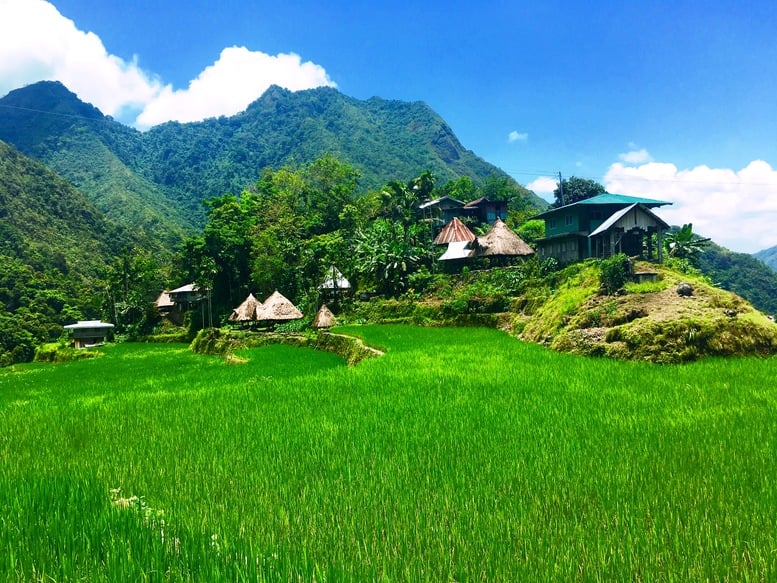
<box><xmin>2</xmin><ymin>326</ymin><xmax>776</xmax><ymax>581</ymax></box>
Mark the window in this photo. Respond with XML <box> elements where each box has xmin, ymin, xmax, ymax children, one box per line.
<box><xmin>565</xmin><ymin>215</ymin><xmax>573</xmax><ymax>226</ymax></box>
<box><xmin>549</xmin><ymin>219</ymin><xmax>556</xmax><ymax>229</ymax></box>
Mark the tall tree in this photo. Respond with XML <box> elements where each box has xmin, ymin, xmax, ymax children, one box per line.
<box><xmin>553</xmin><ymin>177</ymin><xmax>606</xmax><ymax>208</ymax></box>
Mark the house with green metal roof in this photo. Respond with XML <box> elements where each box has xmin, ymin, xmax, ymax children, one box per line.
<box><xmin>533</xmin><ymin>194</ymin><xmax>672</xmax><ymax>263</ymax></box>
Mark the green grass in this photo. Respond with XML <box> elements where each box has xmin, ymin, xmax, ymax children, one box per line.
<box><xmin>2</xmin><ymin>327</ymin><xmax>777</xmax><ymax>581</ymax></box>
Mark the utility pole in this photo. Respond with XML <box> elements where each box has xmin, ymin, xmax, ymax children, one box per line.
<box><xmin>558</xmin><ymin>171</ymin><xmax>565</xmax><ymax>206</ymax></box>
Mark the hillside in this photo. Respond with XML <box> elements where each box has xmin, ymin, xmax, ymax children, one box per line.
<box><xmin>698</xmin><ymin>244</ymin><xmax>777</xmax><ymax>315</ymax></box>
<box><xmin>346</xmin><ymin>260</ymin><xmax>777</xmax><ymax>364</ymax></box>
<box><xmin>0</xmin><ymin>140</ymin><xmax>146</xmax><ymax>364</ymax></box>
<box><xmin>516</xmin><ymin>261</ymin><xmax>777</xmax><ymax>362</ymax></box>
<box><xmin>0</xmin><ymin>82</ymin><xmax>193</xmax><ymax>247</ymax></box>
<box><xmin>0</xmin><ymin>81</ymin><xmax>546</xmax><ymax>231</ymax></box>
<box><xmin>754</xmin><ymin>244</ymin><xmax>777</xmax><ymax>272</ymax></box>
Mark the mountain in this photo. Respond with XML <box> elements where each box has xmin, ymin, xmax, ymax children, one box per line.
<box><xmin>0</xmin><ymin>139</ymin><xmax>143</xmax><ymax>364</ymax></box>
<box><xmin>0</xmin><ymin>81</ymin><xmax>546</xmax><ymax>233</ymax></box>
<box><xmin>698</xmin><ymin>244</ymin><xmax>777</xmax><ymax>315</ymax></box>
<box><xmin>0</xmin><ymin>82</ymin><xmax>193</xmax><ymax>247</ymax></box>
<box><xmin>754</xmin><ymin>245</ymin><xmax>777</xmax><ymax>272</ymax></box>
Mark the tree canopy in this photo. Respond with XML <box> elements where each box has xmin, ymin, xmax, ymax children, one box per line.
<box><xmin>552</xmin><ymin>176</ymin><xmax>606</xmax><ymax>208</ymax></box>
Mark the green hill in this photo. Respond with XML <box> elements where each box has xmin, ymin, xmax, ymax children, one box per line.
<box><xmin>754</xmin><ymin>245</ymin><xmax>777</xmax><ymax>272</ymax></box>
<box><xmin>0</xmin><ymin>81</ymin><xmax>545</xmax><ymax>230</ymax></box>
<box><xmin>0</xmin><ymin>140</ymin><xmax>145</xmax><ymax>364</ymax></box>
<box><xmin>698</xmin><ymin>244</ymin><xmax>777</xmax><ymax>315</ymax></box>
<box><xmin>0</xmin><ymin>82</ymin><xmax>192</xmax><ymax>247</ymax></box>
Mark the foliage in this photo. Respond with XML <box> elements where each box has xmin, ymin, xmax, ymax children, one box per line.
<box><xmin>514</xmin><ymin>218</ymin><xmax>545</xmax><ymax>245</ymax></box>
<box><xmin>352</xmin><ymin>219</ymin><xmax>432</xmax><ymax>297</ymax></box>
<box><xmin>664</xmin><ymin>223</ymin><xmax>710</xmax><ymax>266</ymax></box>
<box><xmin>599</xmin><ymin>253</ymin><xmax>631</xmax><ymax>294</ymax></box>
<box><xmin>102</xmin><ymin>248</ymin><xmax>165</xmax><ymax>336</ymax></box>
<box><xmin>699</xmin><ymin>243</ymin><xmax>777</xmax><ymax>315</ymax></box>
<box><xmin>552</xmin><ymin>176</ymin><xmax>606</xmax><ymax>207</ymax></box>
<box><xmin>3</xmin><ymin>329</ymin><xmax>777</xmax><ymax>579</ymax></box>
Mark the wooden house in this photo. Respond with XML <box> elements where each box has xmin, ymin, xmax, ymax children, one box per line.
<box><xmin>318</xmin><ymin>266</ymin><xmax>351</xmax><ymax>299</ymax></box>
<box><xmin>64</xmin><ymin>320</ymin><xmax>114</xmax><ymax>349</ymax></box>
<box><xmin>533</xmin><ymin>194</ymin><xmax>671</xmax><ymax>263</ymax></box>
<box><xmin>167</xmin><ymin>283</ymin><xmax>205</xmax><ymax>310</ymax></box>
<box><xmin>419</xmin><ymin>196</ymin><xmax>465</xmax><ymax>228</ymax></box>
<box><xmin>461</xmin><ymin>197</ymin><xmax>508</xmax><ymax>225</ymax></box>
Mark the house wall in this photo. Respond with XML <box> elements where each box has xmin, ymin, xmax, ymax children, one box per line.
<box><xmin>537</xmin><ymin>236</ymin><xmax>583</xmax><ymax>263</ymax></box>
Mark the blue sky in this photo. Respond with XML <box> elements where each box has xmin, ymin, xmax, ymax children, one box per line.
<box><xmin>1</xmin><ymin>0</ymin><xmax>777</xmax><ymax>253</ymax></box>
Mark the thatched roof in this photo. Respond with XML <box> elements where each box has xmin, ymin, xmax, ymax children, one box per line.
<box><xmin>433</xmin><ymin>217</ymin><xmax>477</xmax><ymax>246</ymax></box>
<box><xmin>475</xmin><ymin>217</ymin><xmax>534</xmax><ymax>257</ymax></box>
<box><xmin>229</xmin><ymin>293</ymin><xmax>262</xmax><ymax>322</ymax></box>
<box><xmin>256</xmin><ymin>291</ymin><xmax>303</xmax><ymax>321</ymax></box>
<box><xmin>318</xmin><ymin>265</ymin><xmax>351</xmax><ymax>290</ymax></box>
<box><xmin>312</xmin><ymin>304</ymin><xmax>337</xmax><ymax>329</ymax></box>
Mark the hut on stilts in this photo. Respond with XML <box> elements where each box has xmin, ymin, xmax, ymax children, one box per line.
<box><xmin>472</xmin><ymin>217</ymin><xmax>534</xmax><ymax>265</ymax></box>
<box><xmin>229</xmin><ymin>293</ymin><xmax>262</xmax><ymax>325</ymax></box>
<box><xmin>256</xmin><ymin>291</ymin><xmax>303</xmax><ymax>326</ymax></box>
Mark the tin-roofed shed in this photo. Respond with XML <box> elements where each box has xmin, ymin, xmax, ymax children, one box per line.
<box><xmin>64</xmin><ymin>320</ymin><xmax>115</xmax><ymax>348</ymax></box>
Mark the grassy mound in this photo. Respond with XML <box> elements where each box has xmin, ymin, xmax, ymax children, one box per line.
<box><xmin>516</xmin><ymin>261</ymin><xmax>777</xmax><ymax>363</ymax></box>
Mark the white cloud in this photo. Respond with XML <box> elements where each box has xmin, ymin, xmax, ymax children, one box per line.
<box><xmin>136</xmin><ymin>47</ymin><xmax>335</xmax><ymax>128</ymax></box>
<box><xmin>618</xmin><ymin>148</ymin><xmax>652</xmax><ymax>164</ymax></box>
<box><xmin>604</xmin><ymin>155</ymin><xmax>777</xmax><ymax>254</ymax></box>
<box><xmin>526</xmin><ymin>176</ymin><xmax>558</xmax><ymax>202</ymax></box>
<box><xmin>0</xmin><ymin>0</ymin><xmax>163</xmax><ymax>118</ymax></box>
<box><xmin>508</xmin><ymin>130</ymin><xmax>528</xmax><ymax>143</ymax></box>
<box><xmin>0</xmin><ymin>0</ymin><xmax>335</xmax><ymax>128</ymax></box>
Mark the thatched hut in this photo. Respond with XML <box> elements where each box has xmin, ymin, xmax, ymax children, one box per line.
<box><xmin>433</xmin><ymin>216</ymin><xmax>477</xmax><ymax>246</ymax></box>
<box><xmin>256</xmin><ymin>291</ymin><xmax>303</xmax><ymax>323</ymax></box>
<box><xmin>474</xmin><ymin>217</ymin><xmax>534</xmax><ymax>261</ymax></box>
<box><xmin>312</xmin><ymin>304</ymin><xmax>337</xmax><ymax>329</ymax></box>
<box><xmin>229</xmin><ymin>293</ymin><xmax>262</xmax><ymax>322</ymax></box>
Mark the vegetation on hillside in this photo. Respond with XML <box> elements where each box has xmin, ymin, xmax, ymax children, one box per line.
<box><xmin>0</xmin><ymin>81</ymin><xmax>544</xmax><ymax>231</ymax></box>
<box><xmin>754</xmin><ymin>244</ymin><xmax>777</xmax><ymax>271</ymax></box>
<box><xmin>0</xmin><ymin>141</ymin><xmax>157</xmax><ymax>365</ymax></box>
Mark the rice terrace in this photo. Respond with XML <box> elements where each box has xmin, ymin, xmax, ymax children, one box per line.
<box><xmin>2</xmin><ymin>325</ymin><xmax>777</xmax><ymax>581</ymax></box>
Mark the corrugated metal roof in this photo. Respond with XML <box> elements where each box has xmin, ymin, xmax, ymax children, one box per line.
<box><xmin>589</xmin><ymin>204</ymin><xmax>637</xmax><ymax>237</ymax></box>
<box><xmin>534</xmin><ymin>193</ymin><xmax>671</xmax><ymax>218</ymax></box>
<box><xmin>589</xmin><ymin>203</ymin><xmax>670</xmax><ymax>237</ymax></box>
<box><xmin>433</xmin><ymin>217</ymin><xmax>476</xmax><ymax>245</ymax></box>
<box><xmin>318</xmin><ymin>266</ymin><xmax>351</xmax><ymax>289</ymax></box>
<box><xmin>64</xmin><ymin>320</ymin><xmax>114</xmax><ymax>329</ymax></box>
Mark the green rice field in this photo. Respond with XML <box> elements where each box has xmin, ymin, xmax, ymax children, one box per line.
<box><xmin>1</xmin><ymin>325</ymin><xmax>776</xmax><ymax>581</ymax></box>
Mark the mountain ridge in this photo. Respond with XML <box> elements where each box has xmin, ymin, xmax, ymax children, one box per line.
<box><xmin>0</xmin><ymin>81</ymin><xmax>546</xmax><ymax>235</ymax></box>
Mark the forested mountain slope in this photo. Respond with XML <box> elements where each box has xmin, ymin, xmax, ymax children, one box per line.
<box><xmin>0</xmin><ymin>81</ymin><xmax>545</xmax><ymax>232</ymax></box>
<box><xmin>698</xmin><ymin>244</ymin><xmax>777</xmax><ymax>315</ymax></box>
<box><xmin>0</xmin><ymin>140</ymin><xmax>144</xmax><ymax>364</ymax></box>
<box><xmin>0</xmin><ymin>82</ymin><xmax>192</xmax><ymax>247</ymax></box>
<box><xmin>754</xmin><ymin>245</ymin><xmax>777</xmax><ymax>272</ymax></box>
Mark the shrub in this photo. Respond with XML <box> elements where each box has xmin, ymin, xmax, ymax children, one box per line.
<box><xmin>599</xmin><ymin>254</ymin><xmax>631</xmax><ymax>295</ymax></box>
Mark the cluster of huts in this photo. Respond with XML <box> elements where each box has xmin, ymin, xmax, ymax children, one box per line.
<box><xmin>434</xmin><ymin>216</ymin><xmax>534</xmax><ymax>263</ymax></box>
